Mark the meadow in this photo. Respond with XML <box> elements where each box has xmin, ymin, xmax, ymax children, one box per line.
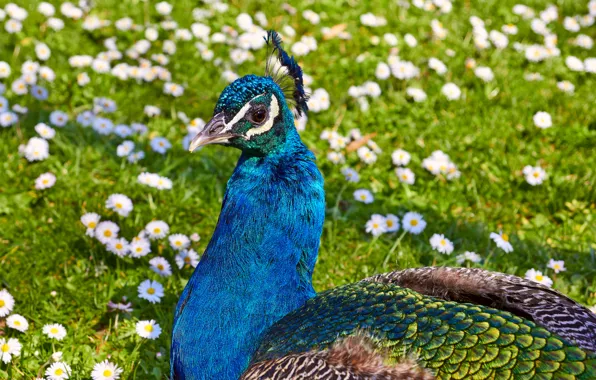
<box><xmin>1</xmin><ymin>0</ymin><xmax>595</xmax><ymax>378</ymax></box>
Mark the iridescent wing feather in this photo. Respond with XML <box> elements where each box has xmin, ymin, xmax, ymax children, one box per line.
<box><xmin>366</xmin><ymin>267</ymin><xmax>596</xmax><ymax>352</ymax></box>
<box><xmin>247</xmin><ymin>269</ymin><xmax>596</xmax><ymax>379</ymax></box>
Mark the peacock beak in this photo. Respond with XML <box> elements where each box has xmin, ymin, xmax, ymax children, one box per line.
<box><xmin>188</xmin><ymin>113</ymin><xmax>239</xmax><ymax>152</ymax></box>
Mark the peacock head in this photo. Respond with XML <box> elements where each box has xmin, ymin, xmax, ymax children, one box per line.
<box><xmin>189</xmin><ymin>31</ymin><xmax>308</xmax><ymax>156</ymax></box>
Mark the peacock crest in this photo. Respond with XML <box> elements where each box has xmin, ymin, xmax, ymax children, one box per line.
<box><xmin>264</xmin><ymin>30</ymin><xmax>309</xmax><ymax>116</ymax></box>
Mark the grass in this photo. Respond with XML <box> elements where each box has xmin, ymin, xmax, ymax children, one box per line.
<box><xmin>1</xmin><ymin>0</ymin><xmax>595</xmax><ymax>378</ymax></box>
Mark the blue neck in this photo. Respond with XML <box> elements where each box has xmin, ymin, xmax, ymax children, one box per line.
<box><xmin>171</xmin><ymin>129</ymin><xmax>325</xmax><ymax>380</ymax></box>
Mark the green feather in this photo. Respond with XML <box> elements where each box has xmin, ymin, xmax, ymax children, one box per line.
<box><xmin>253</xmin><ymin>281</ymin><xmax>596</xmax><ymax>379</ymax></box>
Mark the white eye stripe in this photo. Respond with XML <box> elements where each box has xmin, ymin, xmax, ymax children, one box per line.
<box><xmin>246</xmin><ymin>96</ymin><xmax>279</xmax><ymax>139</ymax></box>
<box><xmin>220</xmin><ymin>102</ymin><xmax>252</xmax><ymax>133</ymax></box>
<box><xmin>220</xmin><ymin>93</ymin><xmax>266</xmax><ymax>133</ymax></box>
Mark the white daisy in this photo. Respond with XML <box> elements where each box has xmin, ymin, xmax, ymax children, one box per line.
<box><xmin>523</xmin><ymin>165</ymin><xmax>546</xmax><ymax>186</ymax></box>
<box><xmin>136</xmin><ymin>320</ymin><xmax>161</xmax><ymax>339</ymax></box>
<box><xmin>353</xmin><ymin>189</ymin><xmax>374</xmax><ymax>204</ymax></box>
<box><xmin>106</xmin><ymin>194</ymin><xmax>133</xmax><ymax>217</ymax></box>
<box><xmin>391</xmin><ymin>149</ymin><xmax>411</xmax><ymax>166</ymax></box>
<box><xmin>151</xmin><ymin>137</ymin><xmax>172</xmax><ymax>154</ymax></box>
<box><xmin>404</xmin><ymin>33</ymin><xmax>417</xmax><ymax>47</ymax></box>
<box><xmin>385</xmin><ymin>214</ymin><xmax>400</xmax><ymax>233</ymax></box>
<box><xmin>490</xmin><ymin>231</ymin><xmax>513</xmax><ymax>253</ymax></box>
<box><xmin>0</xmin><ymin>289</ymin><xmax>15</xmax><ymax>317</ymax></box>
<box><xmin>51</xmin><ymin>351</ymin><xmax>63</xmax><ymax>362</ymax></box>
<box><xmin>35</xmin><ymin>172</ymin><xmax>56</xmax><ymax>190</ymax></box>
<box><xmin>107</xmin><ymin>238</ymin><xmax>129</xmax><ymax>257</ymax></box>
<box><xmin>556</xmin><ymin>80</ymin><xmax>575</xmax><ymax>94</ymax></box>
<box><xmin>357</xmin><ymin>146</ymin><xmax>377</xmax><ymax>164</ymax></box>
<box><xmin>428</xmin><ymin>57</ymin><xmax>447</xmax><ymax>75</ymax></box>
<box><xmin>43</xmin><ymin>323</ymin><xmax>67</xmax><ymax>340</ymax></box>
<box><xmin>138</xmin><ymin>280</ymin><xmax>164</xmax><ymax>304</ymax></box>
<box><xmin>116</xmin><ymin>141</ymin><xmax>134</xmax><ymax>157</ymax></box>
<box><xmin>149</xmin><ymin>257</ymin><xmax>172</xmax><ymax>277</ymax></box>
<box><xmin>175</xmin><ymin>249</ymin><xmax>200</xmax><ymax>269</ymax></box>
<box><xmin>402</xmin><ymin>212</ymin><xmax>427</xmax><ymax>234</ymax></box>
<box><xmin>169</xmin><ymin>234</ymin><xmax>190</xmax><ymax>251</ymax></box>
<box><xmin>565</xmin><ymin>56</ymin><xmax>584</xmax><ymax>72</ymax></box>
<box><xmin>35</xmin><ymin>123</ymin><xmax>55</xmax><ymax>139</ymax></box>
<box><xmin>155</xmin><ymin>176</ymin><xmax>173</xmax><ymax>190</ymax></box>
<box><xmin>395</xmin><ymin>168</ymin><xmax>415</xmax><ymax>185</ymax></box>
<box><xmin>91</xmin><ymin>360</ymin><xmax>123</xmax><ymax>380</ymax></box>
<box><xmin>24</xmin><ymin>137</ymin><xmax>49</xmax><ymax>161</ymax></box>
<box><xmin>0</xmin><ymin>338</ymin><xmax>22</xmax><ymax>364</ymax></box>
<box><xmin>547</xmin><ymin>259</ymin><xmax>566</xmax><ymax>274</ymax></box>
<box><xmin>49</xmin><ymin>110</ymin><xmax>69</xmax><ymax>127</ymax></box>
<box><xmin>145</xmin><ymin>221</ymin><xmax>169</xmax><ymax>239</ymax></box>
<box><xmin>327</xmin><ymin>151</ymin><xmax>345</xmax><ymax>164</ymax></box>
<box><xmin>474</xmin><ymin>66</ymin><xmax>494</xmax><ymax>82</ymax></box>
<box><xmin>81</xmin><ymin>213</ymin><xmax>101</xmax><ymax>236</ymax></box>
<box><xmin>430</xmin><ymin>234</ymin><xmax>454</xmax><ymax>254</ymax></box>
<box><xmin>441</xmin><ymin>83</ymin><xmax>461</xmax><ymax>100</ymax></box>
<box><xmin>6</xmin><ymin>314</ymin><xmax>28</xmax><ymax>332</ymax></box>
<box><xmin>95</xmin><ymin>221</ymin><xmax>120</xmax><ymax>244</ymax></box>
<box><xmin>129</xmin><ymin>239</ymin><xmax>151</xmax><ymax>258</ymax></box>
<box><xmin>533</xmin><ymin>111</ymin><xmax>552</xmax><ymax>129</ymax></box>
<box><xmin>405</xmin><ymin>87</ymin><xmax>427</xmax><ymax>102</ymax></box>
<box><xmin>341</xmin><ymin>167</ymin><xmax>360</xmax><ymax>183</ymax></box>
<box><xmin>456</xmin><ymin>251</ymin><xmax>482</xmax><ymax>264</ymax></box>
<box><xmin>45</xmin><ymin>362</ymin><xmax>71</xmax><ymax>380</ymax></box>
<box><xmin>365</xmin><ymin>214</ymin><xmax>387</xmax><ymax>236</ymax></box>
<box><xmin>524</xmin><ymin>269</ymin><xmax>553</xmax><ymax>287</ymax></box>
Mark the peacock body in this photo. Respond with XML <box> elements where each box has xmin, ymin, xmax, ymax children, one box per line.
<box><xmin>171</xmin><ymin>31</ymin><xmax>596</xmax><ymax>380</ymax></box>
<box><xmin>249</xmin><ymin>280</ymin><xmax>596</xmax><ymax>379</ymax></box>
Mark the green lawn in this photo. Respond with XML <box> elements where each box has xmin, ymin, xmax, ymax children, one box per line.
<box><xmin>1</xmin><ymin>0</ymin><xmax>595</xmax><ymax>378</ymax></box>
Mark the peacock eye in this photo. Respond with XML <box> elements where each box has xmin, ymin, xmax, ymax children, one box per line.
<box><xmin>251</xmin><ymin>108</ymin><xmax>267</xmax><ymax>124</ymax></box>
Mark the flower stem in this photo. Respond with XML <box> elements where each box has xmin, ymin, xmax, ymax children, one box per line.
<box><xmin>383</xmin><ymin>230</ymin><xmax>407</xmax><ymax>268</ymax></box>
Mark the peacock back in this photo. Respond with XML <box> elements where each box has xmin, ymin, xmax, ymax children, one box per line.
<box><xmin>250</xmin><ymin>277</ymin><xmax>596</xmax><ymax>379</ymax></box>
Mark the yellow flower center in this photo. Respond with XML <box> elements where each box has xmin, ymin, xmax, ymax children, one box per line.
<box><xmin>14</xmin><ymin>321</ymin><xmax>20</xmax><ymax>326</ymax></box>
<box><xmin>115</xmin><ymin>243</ymin><xmax>123</xmax><ymax>249</ymax></box>
<box><xmin>1</xmin><ymin>344</ymin><xmax>9</xmax><ymax>352</ymax></box>
<box><xmin>402</xmin><ymin>174</ymin><xmax>408</xmax><ymax>180</ymax></box>
<box><xmin>372</xmin><ymin>223</ymin><xmax>379</xmax><ymax>229</ymax></box>
<box><xmin>104</xmin><ymin>230</ymin><xmax>112</xmax><ymax>237</ymax></box>
<box><xmin>175</xmin><ymin>241</ymin><xmax>182</xmax><ymax>246</ymax></box>
<box><xmin>0</xmin><ymin>300</ymin><xmax>4</xmax><ymax>307</ymax></box>
<box><xmin>440</xmin><ymin>239</ymin><xmax>446</xmax><ymax>246</ymax></box>
<box><xmin>55</xmin><ymin>369</ymin><xmax>64</xmax><ymax>375</ymax></box>
<box><xmin>410</xmin><ymin>220</ymin><xmax>418</xmax><ymax>226</ymax></box>
<box><xmin>115</xmin><ymin>203</ymin><xmax>123</xmax><ymax>209</ymax></box>
<box><xmin>533</xmin><ymin>172</ymin><xmax>539</xmax><ymax>178</ymax></box>
<box><xmin>51</xmin><ymin>327</ymin><xmax>59</xmax><ymax>334</ymax></box>
<box><xmin>387</xmin><ymin>220</ymin><xmax>393</xmax><ymax>227</ymax></box>
<box><xmin>535</xmin><ymin>275</ymin><xmax>543</xmax><ymax>281</ymax></box>
<box><xmin>157</xmin><ymin>264</ymin><xmax>164</xmax><ymax>270</ymax></box>
<box><xmin>144</xmin><ymin>324</ymin><xmax>153</xmax><ymax>332</ymax></box>
<box><xmin>43</xmin><ymin>179</ymin><xmax>49</xmax><ymax>184</ymax></box>
<box><xmin>147</xmin><ymin>287</ymin><xmax>155</xmax><ymax>295</ymax></box>
<box><xmin>184</xmin><ymin>256</ymin><xmax>191</xmax><ymax>263</ymax></box>
<box><xmin>136</xmin><ymin>247</ymin><xmax>142</xmax><ymax>252</ymax></box>
<box><xmin>154</xmin><ymin>228</ymin><xmax>161</xmax><ymax>233</ymax></box>
<box><xmin>88</xmin><ymin>222</ymin><xmax>96</xmax><ymax>228</ymax></box>
<box><xmin>501</xmin><ymin>233</ymin><xmax>509</xmax><ymax>242</ymax></box>
<box><xmin>103</xmin><ymin>369</ymin><xmax>113</xmax><ymax>376</ymax></box>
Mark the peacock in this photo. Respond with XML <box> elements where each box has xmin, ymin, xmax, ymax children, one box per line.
<box><xmin>170</xmin><ymin>31</ymin><xmax>596</xmax><ymax>379</ymax></box>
